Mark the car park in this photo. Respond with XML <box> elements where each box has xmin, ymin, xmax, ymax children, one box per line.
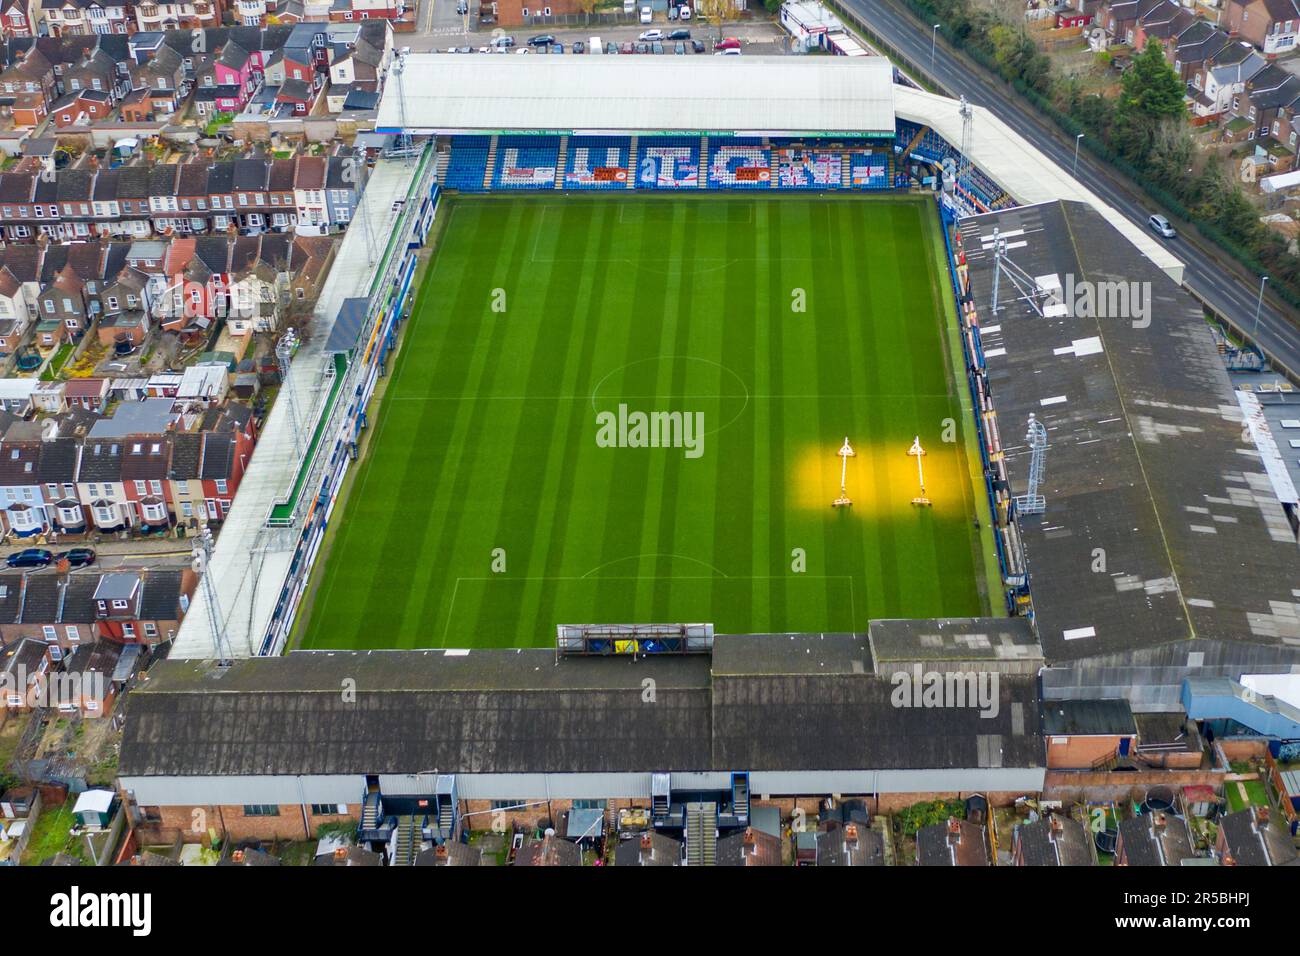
<box><xmin>674</xmin><ymin>42</ymin><xmax>685</xmax><ymax>54</ymax></box>
<box><xmin>621</xmin><ymin>40</ymin><xmax>634</xmax><ymax>53</ymax></box>
<box><xmin>635</xmin><ymin>41</ymin><xmax>649</xmax><ymax>53</ymax></box>
<box><xmin>6</xmin><ymin>549</ymin><xmax>53</xmax><ymax>569</ymax></box>
<box><xmin>714</xmin><ymin>37</ymin><xmax>741</xmax><ymax>51</ymax></box>
<box><xmin>1148</xmin><ymin>214</ymin><xmax>1176</xmax><ymax>238</ymax></box>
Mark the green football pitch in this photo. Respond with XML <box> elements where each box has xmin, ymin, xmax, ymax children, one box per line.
<box><xmin>298</xmin><ymin>194</ymin><xmax>992</xmax><ymax>651</ymax></box>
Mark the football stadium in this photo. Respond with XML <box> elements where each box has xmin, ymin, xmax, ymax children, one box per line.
<box><xmin>166</xmin><ymin>52</ymin><xmax>1300</xmax><ymax>712</ymax></box>
<box><xmin>124</xmin><ymin>51</ymin><xmax>1300</xmax><ymax>851</ymax></box>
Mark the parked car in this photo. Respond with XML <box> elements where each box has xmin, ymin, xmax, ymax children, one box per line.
<box><xmin>674</xmin><ymin>42</ymin><xmax>686</xmax><ymax>54</ymax></box>
<box><xmin>55</xmin><ymin>548</ymin><xmax>95</xmax><ymax>569</ymax></box>
<box><xmin>679</xmin><ymin>3</ymin><xmax>691</xmax><ymax>19</ymax></box>
<box><xmin>635</xmin><ymin>41</ymin><xmax>649</xmax><ymax>53</ymax></box>
<box><xmin>573</xmin><ymin>40</ymin><xmax>586</xmax><ymax>53</ymax></box>
<box><xmin>491</xmin><ymin>35</ymin><xmax>515</xmax><ymax>48</ymax></box>
<box><xmin>606</xmin><ymin>41</ymin><xmax>618</xmax><ymax>53</ymax></box>
<box><xmin>668</xmin><ymin>29</ymin><xmax>690</xmax><ymax>39</ymax></box>
<box><xmin>1148</xmin><ymin>214</ymin><xmax>1176</xmax><ymax>239</ymax></box>
<box><xmin>6</xmin><ymin>549</ymin><xmax>53</xmax><ymax>569</ymax></box>
<box><xmin>691</xmin><ymin>39</ymin><xmax>705</xmax><ymax>52</ymax></box>
<box><xmin>528</xmin><ymin>34</ymin><xmax>556</xmax><ymax>46</ymax></box>
<box><xmin>651</xmin><ymin>41</ymin><xmax>665</xmax><ymax>54</ymax></box>
<box><xmin>640</xmin><ymin>29</ymin><xmax>663</xmax><ymax>41</ymax></box>
<box><xmin>716</xmin><ymin>47</ymin><xmax>741</xmax><ymax>55</ymax></box>
<box><xmin>551</xmin><ymin>42</ymin><xmax>565</xmax><ymax>53</ymax></box>
<box><xmin>621</xmin><ymin>40</ymin><xmax>635</xmax><ymax>53</ymax></box>
<box><xmin>714</xmin><ymin>37</ymin><xmax>741</xmax><ymax>50</ymax></box>
<box><xmin>640</xmin><ymin>4</ymin><xmax>652</xmax><ymax>22</ymax></box>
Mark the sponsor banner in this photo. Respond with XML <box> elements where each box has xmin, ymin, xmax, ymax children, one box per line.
<box><xmin>507</xmin><ymin>166</ymin><xmax>556</xmax><ymax>184</ymax></box>
<box><xmin>735</xmin><ymin>166</ymin><xmax>771</xmax><ymax>182</ymax></box>
<box><xmin>594</xmin><ymin>166</ymin><xmax>628</xmax><ymax>182</ymax></box>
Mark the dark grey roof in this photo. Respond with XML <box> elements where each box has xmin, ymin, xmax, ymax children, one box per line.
<box><xmin>816</xmin><ymin>823</ymin><xmax>885</xmax><ymax>866</ymax></box>
<box><xmin>1118</xmin><ymin>813</ymin><xmax>1193</xmax><ymax>866</ymax></box>
<box><xmin>1041</xmin><ymin>699</ymin><xmax>1136</xmax><ymax>737</ymax></box>
<box><xmin>1218</xmin><ymin>809</ymin><xmax>1299</xmax><ymax>866</ymax></box>
<box><xmin>957</xmin><ymin>202</ymin><xmax>1300</xmax><ymax>664</ymax></box>
<box><xmin>120</xmin><ymin>638</ymin><xmax>1043</xmax><ymax>778</ymax></box>
<box><xmin>916</xmin><ymin>819</ymin><xmax>988</xmax><ymax>866</ymax></box>
<box><xmin>1013</xmin><ymin>815</ymin><xmax>1093</xmax><ymax>866</ymax></box>
<box><xmin>18</xmin><ymin>575</ymin><xmax>61</xmax><ymax>625</ymax></box>
<box><xmin>139</xmin><ymin>569</ymin><xmax>183</xmax><ymax>621</ymax></box>
<box><xmin>868</xmin><ymin>617</ymin><xmax>1042</xmax><ymax>666</ymax></box>
<box><xmin>120</xmin><ymin>650</ymin><xmax>714</xmax><ymax>777</ymax></box>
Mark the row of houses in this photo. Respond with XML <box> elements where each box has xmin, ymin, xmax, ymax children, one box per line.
<box><xmin>0</xmin><ymin>568</ymin><xmax>191</xmax><ymax>670</ymax></box>
<box><xmin>0</xmin><ymin>0</ymin><xmax>405</xmax><ymax>39</ymax></box>
<box><xmin>0</xmin><ymin>232</ymin><xmax>333</xmax><ymax>353</ymax></box>
<box><xmin>0</xmin><ymin>398</ymin><xmax>257</xmax><ymax>540</ymax></box>
<box><xmin>0</xmin><ymin>20</ymin><xmax>389</xmax><ymax>126</ymax></box>
<box><xmin>1062</xmin><ymin>0</ymin><xmax>1300</xmax><ymax>167</ymax></box>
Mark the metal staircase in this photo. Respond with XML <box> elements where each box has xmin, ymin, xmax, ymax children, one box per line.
<box><xmin>438</xmin><ymin>800</ymin><xmax>454</xmax><ymax>839</ymax></box>
<box><xmin>731</xmin><ymin>772</ymin><xmax>750</xmax><ymax>823</ymax></box>
<box><xmin>393</xmin><ymin>814</ymin><xmax>420</xmax><ymax>866</ymax></box>
<box><xmin>903</xmin><ymin>124</ymin><xmax>930</xmax><ymax>159</ymax></box>
<box><xmin>686</xmin><ymin>802</ymin><xmax>717</xmax><ymax>866</ymax></box>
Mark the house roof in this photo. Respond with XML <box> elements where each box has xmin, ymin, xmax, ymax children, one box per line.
<box><xmin>1218</xmin><ymin>808</ymin><xmax>1299</xmax><ymax>866</ymax></box>
<box><xmin>917</xmin><ymin>819</ymin><xmax>989</xmax><ymax>866</ymax></box>
<box><xmin>1118</xmin><ymin>812</ymin><xmax>1193</xmax><ymax>866</ymax></box>
<box><xmin>1013</xmin><ymin>815</ymin><xmax>1093</xmax><ymax>866</ymax></box>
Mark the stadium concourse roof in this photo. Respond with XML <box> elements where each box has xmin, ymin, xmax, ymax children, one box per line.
<box><xmin>375</xmin><ymin>53</ymin><xmax>896</xmax><ymax>137</ymax></box>
<box><xmin>893</xmin><ymin>85</ymin><xmax>1185</xmax><ymax>285</ymax></box>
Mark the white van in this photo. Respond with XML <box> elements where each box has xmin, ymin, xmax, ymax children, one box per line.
<box><xmin>679</xmin><ymin>4</ymin><xmax>691</xmax><ymax>20</ymax></box>
<box><xmin>589</xmin><ymin>35</ymin><xmax>603</xmax><ymax>53</ymax></box>
<box><xmin>640</xmin><ymin>5</ymin><xmax>652</xmax><ymax>23</ymax></box>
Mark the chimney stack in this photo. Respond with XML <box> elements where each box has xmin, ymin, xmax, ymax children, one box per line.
<box><xmin>844</xmin><ymin>823</ymin><xmax>859</xmax><ymax>846</ymax></box>
<box><xmin>742</xmin><ymin>827</ymin><xmax>756</xmax><ymax>853</ymax></box>
<box><xmin>333</xmin><ymin>846</ymin><xmax>348</xmax><ymax>861</ymax></box>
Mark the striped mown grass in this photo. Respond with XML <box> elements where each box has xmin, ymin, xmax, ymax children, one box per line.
<box><xmin>300</xmin><ymin>194</ymin><xmax>988</xmax><ymax>650</ymax></box>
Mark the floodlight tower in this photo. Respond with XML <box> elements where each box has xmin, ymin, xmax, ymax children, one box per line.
<box><xmin>908</xmin><ymin>436</ymin><xmax>932</xmax><ymax>507</ymax></box>
<box><xmin>957</xmin><ymin>95</ymin><xmax>974</xmax><ymax>218</ymax></box>
<box><xmin>1014</xmin><ymin>414</ymin><xmax>1048</xmax><ymax>516</ymax></box>
<box><xmin>192</xmin><ymin>526</ymin><xmax>233</xmax><ymax>664</ymax></box>
<box><xmin>833</xmin><ymin>437</ymin><xmax>856</xmax><ymax>508</ymax></box>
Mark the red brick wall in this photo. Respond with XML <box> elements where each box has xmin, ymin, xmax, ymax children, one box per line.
<box><xmin>142</xmin><ymin>802</ymin><xmax>360</xmax><ymax>843</ymax></box>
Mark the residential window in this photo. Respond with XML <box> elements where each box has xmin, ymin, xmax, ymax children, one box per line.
<box><xmin>112</xmin><ymin>599</ymin><xmax>129</xmax><ymax>611</ymax></box>
<box><xmin>143</xmin><ymin>622</ymin><xmax>158</xmax><ymax>638</ymax></box>
<box><xmin>42</xmin><ymin>625</ymin><xmax>57</xmax><ymax>641</ymax></box>
<box><xmin>66</xmin><ymin>625</ymin><xmax>79</xmax><ymax>642</ymax></box>
<box><xmin>215</xmin><ymin>479</ymin><xmax>228</xmax><ymax>495</ymax></box>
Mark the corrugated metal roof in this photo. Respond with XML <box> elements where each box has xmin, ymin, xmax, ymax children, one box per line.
<box><xmin>377</xmin><ymin>54</ymin><xmax>895</xmax><ymax>136</ymax></box>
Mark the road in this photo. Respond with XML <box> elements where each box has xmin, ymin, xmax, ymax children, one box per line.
<box><xmin>838</xmin><ymin>0</ymin><xmax>1300</xmax><ymax>375</ymax></box>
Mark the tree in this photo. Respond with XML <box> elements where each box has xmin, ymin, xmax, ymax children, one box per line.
<box><xmin>697</xmin><ymin>0</ymin><xmax>730</xmax><ymax>40</ymax></box>
<box><xmin>1111</xmin><ymin>41</ymin><xmax>1186</xmax><ymax>164</ymax></box>
<box><xmin>576</xmin><ymin>0</ymin><xmax>598</xmax><ymax>22</ymax></box>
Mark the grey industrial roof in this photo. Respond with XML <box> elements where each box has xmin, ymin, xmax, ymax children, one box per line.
<box><xmin>1041</xmin><ymin>699</ymin><xmax>1136</xmax><ymax>737</ymax></box>
<box><xmin>958</xmin><ymin>201</ymin><xmax>1300</xmax><ymax>664</ymax></box>
<box><xmin>868</xmin><ymin>617</ymin><xmax>1042</xmax><ymax>665</ymax></box>
<box><xmin>376</xmin><ymin>54</ymin><xmax>895</xmax><ymax>137</ymax></box>
<box><xmin>121</xmin><ymin>637</ymin><xmax>1045</xmax><ymax>778</ymax></box>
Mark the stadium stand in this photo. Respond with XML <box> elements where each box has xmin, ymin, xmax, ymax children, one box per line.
<box><xmin>492</xmin><ymin>135</ymin><xmax>561</xmax><ymax>190</ymax></box>
<box><xmin>564</xmin><ymin>136</ymin><xmax>633</xmax><ymax>190</ymax></box>
<box><xmin>707</xmin><ymin>138</ymin><xmax>773</xmax><ymax>189</ymax></box>
<box><xmin>442</xmin><ymin>135</ymin><xmax>492</xmax><ymax>192</ymax></box>
<box><xmin>433</xmin><ymin>125</ymin><xmax>1015</xmax><ymax>211</ymax></box>
<box><xmin>636</xmin><ymin>136</ymin><xmax>701</xmax><ymax>190</ymax></box>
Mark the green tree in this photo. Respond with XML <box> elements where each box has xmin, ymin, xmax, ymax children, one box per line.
<box><xmin>1111</xmin><ymin>41</ymin><xmax>1187</xmax><ymax>164</ymax></box>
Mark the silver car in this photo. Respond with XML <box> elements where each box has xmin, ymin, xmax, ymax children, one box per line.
<box><xmin>1148</xmin><ymin>214</ymin><xmax>1176</xmax><ymax>239</ymax></box>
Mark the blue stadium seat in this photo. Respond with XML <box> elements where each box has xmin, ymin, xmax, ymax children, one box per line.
<box><xmin>706</xmin><ymin>137</ymin><xmax>772</xmax><ymax>189</ymax></box>
<box><xmin>565</xmin><ymin>136</ymin><xmax>632</xmax><ymax>190</ymax></box>
<box><xmin>443</xmin><ymin>135</ymin><xmax>491</xmax><ymax>192</ymax></box>
<box><xmin>493</xmin><ymin>135</ymin><xmax>561</xmax><ymax>190</ymax></box>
